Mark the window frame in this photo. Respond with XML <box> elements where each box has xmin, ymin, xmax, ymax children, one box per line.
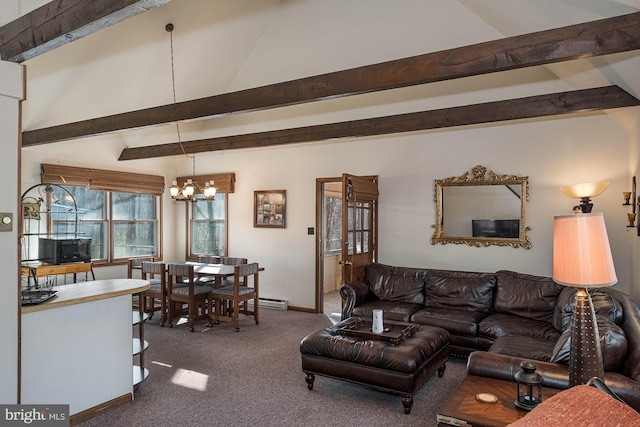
<box><xmin>187</xmin><ymin>195</ymin><xmax>229</xmax><ymax>258</ymax></box>
<box><xmin>52</xmin><ymin>186</ymin><xmax>162</xmax><ymax>264</ymax></box>
<box><xmin>110</xmin><ymin>191</ymin><xmax>162</xmax><ymax>262</ymax></box>
<box><xmin>41</xmin><ymin>163</ymin><xmax>165</xmax><ymax>265</ymax></box>
<box><xmin>174</xmin><ymin>173</ymin><xmax>235</xmax><ymax>259</ymax></box>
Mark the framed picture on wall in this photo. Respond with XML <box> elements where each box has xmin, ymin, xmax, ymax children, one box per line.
<box><xmin>254</xmin><ymin>190</ymin><xmax>286</xmax><ymax>228</ymax></box>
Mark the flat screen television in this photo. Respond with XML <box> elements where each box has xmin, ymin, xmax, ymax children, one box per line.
<box><xmin>472</xmin><ymin>219</ymin><xmax>520</xmax><ymax>238</ymax></box>
<box><xmin>38</xmin><ymin>238</ymin><xmax>92</xmax><ymax>264</ymax></box>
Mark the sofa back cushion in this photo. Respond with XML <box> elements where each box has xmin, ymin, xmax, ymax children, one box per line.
<box><xmin>493</xmin><ymin>270</ymin><xmax>562</xmax><ymax>322</ymax></box>
<box><xmin>425</xmin><ymin>270</ymin><xmax>496</xmax><ymax>314</ymax></box>
<box><xmin>553</xmin><ymin>287</ymin><xmax>624</xmax><ymax>332</ymax></box>
<box><xmin>364</xmin><ymin>263</ymin><xmax>426</xmax><ymax>304</ymax></box>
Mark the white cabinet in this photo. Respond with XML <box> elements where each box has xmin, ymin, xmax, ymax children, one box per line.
<box><xmin>21</xmin><ymin>279</ymin><xmax>149</xmax><ymax>417</ymax></box>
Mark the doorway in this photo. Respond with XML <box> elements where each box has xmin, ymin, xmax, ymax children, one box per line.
<box><xmin>316</xmin><ymin>174</ymin><xmax>379</xmax><ymax>318</ymax></box>
<box><xmin>316</xmin><ymin>178</ymin><xmax>343</xmax><ymax>318</ymax></box>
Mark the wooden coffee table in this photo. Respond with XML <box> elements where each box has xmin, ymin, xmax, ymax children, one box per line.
<box><xmin>437</xmin><ymin>375</ymin><xmax>561</xmax><ymax>427</ymax></box>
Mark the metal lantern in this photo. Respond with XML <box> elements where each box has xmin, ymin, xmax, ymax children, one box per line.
<box><xmin>514</xmin><ymin>360</ymin><xmax>543</xmax><ymax>411</ymax></box>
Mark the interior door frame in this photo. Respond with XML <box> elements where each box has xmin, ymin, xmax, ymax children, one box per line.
<box><xmin>315</xmin><ymin>175</ymin><xmax>378</xmax><ymax>314</ymax></box>
<box><xmin>315</xmin><ymin>177</ymin><xmax>341</xmax><ymax>313</ymax></box>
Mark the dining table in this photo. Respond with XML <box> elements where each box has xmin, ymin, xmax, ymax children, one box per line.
<box><xmin>185</xmin><ymin>261</ymin><xmax>236</xmax><ymax>288</ymax></box>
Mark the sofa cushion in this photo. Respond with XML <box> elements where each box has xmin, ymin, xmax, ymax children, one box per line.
<box><xmin>553</xmin><ymin>287</ymin><xmax>624</xmax><ymax>332</ymax></box>
<box><xmin>550</xmin><ymin>315</ymin><xmax>629</xmax><ymax>371</ymax></box>
<box><xmin>488</xmin><ymin>335</ymin><xmax>555</xmax><ymax>362</ymax></box>
<box><xmin>364</xmin><ymin>263</ymin><xmax>426</xmax><ymax>305</ymax></box>
<box><xmin>424</xmin><ymin>271</ymin><xmax>496</xmax><ymax>314</ymax></box>
<box><xmin>411</xmin><ymin>307</ymin><xmax>487</xmax><ymax>337</ymax></box>
<box><xmin>352</xmin><ymin>301</ymin><xmax>424</xmax><ymax>323</ymax></box>
<box><xmin>479</xmin><ymin>313</ymin><xmax>561</xmax><ymax>343</ymax></box>
<box><xmin>493</xmin><ymin>270</ymin><xmax>562</xmax><ymax>322</ymax></box>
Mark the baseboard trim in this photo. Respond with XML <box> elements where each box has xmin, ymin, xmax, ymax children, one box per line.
<box><xmin>287</xmin><ymin>304</ymin><xmax>315</xmax><ymax>313</ymax></box>
<box><xmin>70</xmin><ymin>393</ymin><xmax>132</xmax><ymax>426</ymax></box>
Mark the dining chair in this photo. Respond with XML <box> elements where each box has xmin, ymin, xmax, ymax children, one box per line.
<box><xmin>218</xmin><ymin>257</ymin><xmax>248</xmax><ymax>266</ymax></box>
<box><xmin>193</xmin><ymin>255</ymin><xmax>221</xmax><ymax>286</ymax></box>
<box><xmin>128</xmin><ymin>256</ymin><xmax>154</xmax><ymax>310</ymax></box>
<box><xmin>218</xmin><ymin>257</ymin><xmax>248</xmax><ymax>287</ymax></box>
<box><xmin>197</xmin><ymin>255</ymin><xmax>221</xmax><ymax>264</ymax></box>
<box><xmin>127</xmin><ymin>256</ymin><xmax>154</xmax><ymax>279</ymax></box>
<box><xmin>167</xmin><ymin>263</ymin><xmax>210</xmax><ymax>332</ymax></box>
<box><xmin>208</xmin><ymin>262</ymin><xmax>259</xmax><ymax>332</ymax></box>
<box><xmin>140</xmin><ymin>261</ymin><xmax>168</xmax><ymax>326</ymax></box>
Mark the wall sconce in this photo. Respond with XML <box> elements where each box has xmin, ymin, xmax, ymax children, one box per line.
<box><xmin>623</xmin><ymin>176</ymin><xmax>639</xmax><ymax>236</ymax></box>
<box><xmin>560</xmin><ymin>182</ymin><xmax>609</xmax><ymax>213</ymax></box>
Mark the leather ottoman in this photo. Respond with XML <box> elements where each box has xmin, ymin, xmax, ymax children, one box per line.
<box><xmin>299</xmin><ymin>317</ymin><xmax>449</xmax><ymax>414</ymax></box>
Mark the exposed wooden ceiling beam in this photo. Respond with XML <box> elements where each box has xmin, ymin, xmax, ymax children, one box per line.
<box><xmin>118</xmin><ymin>86</ymin><xmax>639</xmax><ymax>160</ymax></box>
<box><xmin>23</xmin><ymin>12</ymin><xmax>640</xmax><ymax>147</ymax></box>
<box><xmin>0</xmin><ymin>0</ymin><xmax>172</xmax><ymax>63</ymax></box>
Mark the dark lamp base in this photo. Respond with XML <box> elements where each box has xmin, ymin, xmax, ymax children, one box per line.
<box><xmin>569</xmin><ymin>287</ymin><xmax>604</xmax><ymax>387</ymax></box>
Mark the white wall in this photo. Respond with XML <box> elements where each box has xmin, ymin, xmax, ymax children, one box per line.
<box><xmin>23</xmin><ymin>109</ymin><xmax>633</xmax><ymax>308</ymax></box>
<box><xmin>0</xmin><ymin>59</ymin><xmax>23</xmax><ymax>403</ymax></box>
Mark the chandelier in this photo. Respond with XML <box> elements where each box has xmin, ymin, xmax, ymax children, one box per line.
<box><xmin>169</xmin><ymin>158</ymin><xmax>217</xmax><ymax>202</ymax></box>
<box><xmin>166</xmin><ymin>22</ymin><xmax>216</xmax><ymax>203</ymax></box>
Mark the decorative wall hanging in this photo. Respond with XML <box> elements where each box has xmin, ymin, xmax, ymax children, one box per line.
<box><xmin>254</xmin><ymin>190</ymin><xmax>286</xmax><ymax>228</ymax></box>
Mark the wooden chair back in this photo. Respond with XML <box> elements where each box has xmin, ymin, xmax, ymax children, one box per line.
<box><xmin>166</xmin><ymin>263</ymin><xmax>209</xmax><ymax>332</ymax></box>
<box><xmin>140</xmin><ymin>261</ymin><xmax>167</xmax><ymax>324</ymax></box>
<box><xmin>127</xmin><ymin>256</ymin><xmax>154</xmax><ymax>279</ymax></box>
<box><xmin>235</xmin><ymin>263</ymin><xmax>259</xmax><ymax>290</ymax></box>
<box><xmin>220</xmin><ymin>257</ymin><xmax>248</xmax><ymax>265</ymax></box>
<box><xmin>208</xmin><ymin>263</ymin><xmax>259</xmax><ymax>331</ymax></box>
<box><xmin>198</xmin><ymin>255</ymin><xmax>221</xmax><ymax>264</ymax></box>
<box><xmin>167</xmin><ymin>263</ymin><xmax>195</xmax><ymax>290</ymax></box>
<box><xmin>141</xmin><ymin>261</ymin><xmax>165</xmax><ymax>278</ymax></box>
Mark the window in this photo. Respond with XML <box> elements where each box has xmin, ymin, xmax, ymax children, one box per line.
<box><xmin>41</xmin><ymin>164</ymin><xmax>164</xmax><ymax>264</ymax></box>
<box><xmin>190</xmin><ymin>194</ymin><xmax>227</xmax><ymax>256</ymax></box>
<box><xmin>113</xmin><ymin>192</ymin><xmax>158</xmax><ymax>258</ymax></box>
<box><xmin>181</xmin><ymin>173</ymin><xmax>235</xmax><ymax>258</ymax></box>
<box><xmin>52</xmin><ymin>186</ymin><xmax>160</xmax><ymax>262</ymax></box>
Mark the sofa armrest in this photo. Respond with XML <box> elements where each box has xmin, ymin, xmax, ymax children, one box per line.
<box><xmin>339</xmin><ymin>280</ymin><xmax>374</xmax><ymax>320</ymax></box>
<box><xmin>467</xmin><ymin>351</ymin><xmax>640</xmax><ymax>412</ymax></box>
<box><xmin>467</xmin><ymin>351</ymin><xmax>570</xmax><ymax>389</ymax></box>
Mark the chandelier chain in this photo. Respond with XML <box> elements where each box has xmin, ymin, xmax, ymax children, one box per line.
<box><xmin>167</xmin><ymin>24</ymin><xmax>189</xmax><ymax>158</ymax></box>
<box><xmin>166</xmin><ymin>23</ymin><xmax>215</xmax><ymax>202</ymax></box>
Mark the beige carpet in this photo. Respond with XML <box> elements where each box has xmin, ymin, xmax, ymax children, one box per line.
<box><xmin>78</xmin><ymin>308</ymin><xmax>467</xmax><ymax>427</ymax></box>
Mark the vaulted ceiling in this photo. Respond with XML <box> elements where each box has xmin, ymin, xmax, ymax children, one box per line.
<box><xmin>5</xmin><ymin>0</ymin><xmax>640</xmax><ymax>161</ymax></box>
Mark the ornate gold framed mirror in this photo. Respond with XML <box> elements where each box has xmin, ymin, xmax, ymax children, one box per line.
<box><xmin>431</xmin><ymin>165</ymin><xmax>531</xmax><ymax>249</ymax></box>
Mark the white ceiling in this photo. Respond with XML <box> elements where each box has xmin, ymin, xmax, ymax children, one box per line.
<box><xmin>17</xmin><ymin>0</ymin><xmax>640</xmax><ymax>153</ymax></box>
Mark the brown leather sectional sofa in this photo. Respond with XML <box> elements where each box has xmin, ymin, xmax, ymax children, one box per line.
<box><xmin>340</xmin><ymin>262</ymin><xmax>640</xmax><ymax>410</ymax></box>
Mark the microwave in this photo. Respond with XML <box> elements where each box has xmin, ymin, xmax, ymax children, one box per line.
<box><xmin>38</xmin><ymin>238</ymin><xmax>92</xmax><ymax>264</ymax></box>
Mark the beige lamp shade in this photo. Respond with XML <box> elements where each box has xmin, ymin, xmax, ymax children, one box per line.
<box><xmin>553</xmin><ymin>213</ymin><xmax>617</xmax><ymax>288</ymax></box>
<box><xmin>560</xmin><ymin>182</ymin><xmax>609</xmax><ymax>199</ymax></box>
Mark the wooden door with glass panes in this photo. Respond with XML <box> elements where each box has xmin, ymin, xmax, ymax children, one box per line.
<box><xmin>340</xmin><ymin>174</ymin><xmax>378</xmax><ymax>284</ymax></box>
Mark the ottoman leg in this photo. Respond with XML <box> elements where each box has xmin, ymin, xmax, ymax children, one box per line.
<box><xmin>438</xmin><ymin>362</ymin><xmax>447</xmax><ymax>378</ymax></box>
<box><xmin>304</xmin><ymin>372</ymin><xmax>315</xmax><ymax>390</ymax></box>
<box><xmin>401</xmin><ymin>395</ymin><xmax>414</xmax><ymax>414</ymax></box>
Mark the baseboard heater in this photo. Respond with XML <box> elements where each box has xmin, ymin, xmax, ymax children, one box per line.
<box><xmin>248</xmin><ymin>297</ymin><xmax>288</xmax><ymax>310</ymax></box>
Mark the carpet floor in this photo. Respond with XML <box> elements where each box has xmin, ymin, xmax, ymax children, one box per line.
<box><xmin>78</xmin><ymin>307</ymin><xmax>467</xmax><ymax>427</ymax></box>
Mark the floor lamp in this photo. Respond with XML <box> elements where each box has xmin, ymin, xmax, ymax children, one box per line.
<box><xmin>552</xmin><ymin>212</ymin><xmax>617</xmax><ymax>387</ymax></box>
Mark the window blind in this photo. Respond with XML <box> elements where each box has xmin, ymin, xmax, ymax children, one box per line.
<box><xmin>41</xmin><ymin>163</ymin><xmax>165</xmax><ymax>195</ymax></box>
